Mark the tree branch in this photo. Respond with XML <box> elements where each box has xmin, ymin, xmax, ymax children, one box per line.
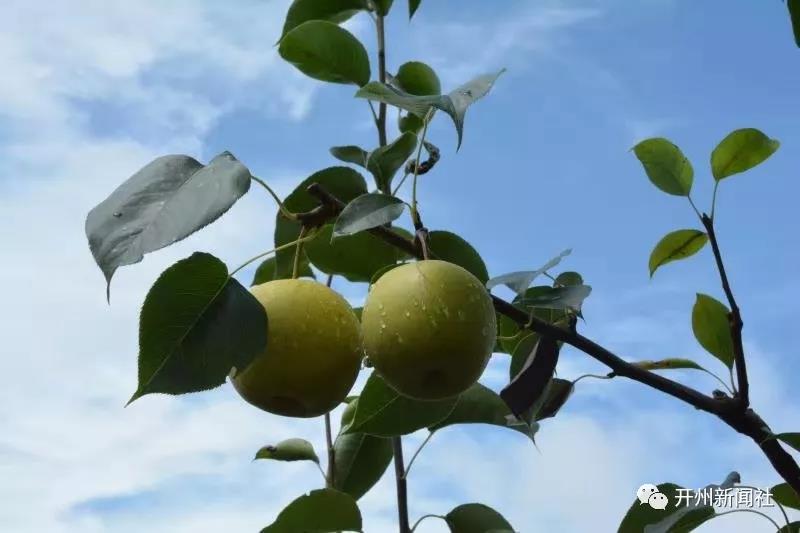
<box><xmin>305</xmin><ymin>182</ymin><xmax>800</xmax><ymax>496</ymax></box>
<box><xmin>701</xmin><ymin>213</ymin><xmax>749</xmax><ymax>407</ymax></box>
<box><xmin>392</xmin><ymin>438</ymin><xmax>411</xmax><ymax>533</ymax></box>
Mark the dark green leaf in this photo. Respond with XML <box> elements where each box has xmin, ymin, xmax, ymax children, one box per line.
<box><xmin>535</xmin><ymin>378</ymin><xmax>574</xmax><ymax>421</ymax></box>
<box><xmin>648</xmin><ymin>229</ymin><xmax>708</xmax><ymax>278</ymax></box>
<box><xmin>129</xmin><ymin>253</ymin><xmax>267</xmax><ymax>404</ymax></box>
<box><xmin>501</xmin><ymin>336</ymin><xmax>560</xmax><ymax>417</ymax></box>
<box><xmin>355</xmin><ymin>70</ymin><xmax>505</xmax><ymax>148</ymax></box>
<box><xmin>396</xmin><ymin>61</ymin><xmax>441</xmax><ymax>96</ymax></box>
<box><xmin>710</xmin><ymin>128</ymin><xmax>780</xmax><ymax>181</ymax></box>
<box><xmin>333</xmin><ymin>431</ymin><xmax>393</xmax><ymax>500</ymax></box>
<box><xmin>517</xmin><ymin>285</ymin><xmax>592</xmax><ymax>311</ymax></box>
<box><xmin>632</xmin><ymin>138</ymin><xmax>693</xmax><ymax>196</ymax></box>
<box><xmin>334</xmin><ymin>194</ymin><xmax>406</xmax><ymax>237</ymax></box>
<box><xmin>692</xmin><ymin>294</ymin><xmax>735</xmax><ymax>368</ymax></box>
<box><xmin>773</xmin><ymin>483</ymin><xmax>800</xmax><ymax>511</ymax></box>
<box><xmin>367</xmin><ymin>132</ymin><xmax>418</xmax><ymax>191</ymax></box>
<box><xmin>369</xmin><ymin>262</ymin><xmax>404</xmax><ymax>286</ymax></box>
<box><xmin>255</xmin><ymin>438</ymin><xmax>320</xmax><ymax>464</ymax></box>
<box><xmin>306</xmin><ymin>225</ymin><xmax>400</xmax><ymax>283</ymax></box>
<box><xmin>399</xmin><ymin>113</ymin><xmax>424</xmax><ymax>134</ymax></box>
<box><xmin>409</xmin><ymin>0</ymin><xmax>422</xmax><ymax>18</ymax></box>
<box><xmin>509</xmin><ymin>333</ymin><xmax>538</xmax><ymax>380</ymax></box>
<box><xmin>279</xmin><ymin>21</ymin><xmax>370</xmax><ymax>86</ymax></box>
<box><xmin>776</xmin><ymin>433</ymin><xmax>800</xmax><ymax>454</ymax></box>
<box><xmin>280</xmin><ymin>0</ymin><xmax>366</xmax><ymax>38</ymax></box>
<box><xmin>86</xmin><ymin>152</ymin><xmax>251</xmax><ymax>297</ymax></box>
<box><xmin>791</xmin><ymin>0</ymin><xmax>800</xmax><ymax>47</ymax></box>
<box><xmin>251</xmin><ymin>256</ymin><xmax>314</xmax><ymax>286</ymax></box>
<box><xmin>331</xmin><ymin>145</ymin><xmax>369</xmax><ymax>168</ymax></box>
<box><xmin>779</xmin><ymin>522</ymin><xmax>800</xmax><ymax>533</ymax></box>
<box><xmin>429</xmin><ymin>230</ymin><xmax>489</xmax><ymax>284</ymax></box>
<box><xmin>345</xmin><ymin>372</ymin><xmax>457</xmax><ymax>437</ymax></box>
<box><xmin>486</xmin><ymin>249</ymin><xmax>571</xmax><ymax>295</ymax></box>
<box><xmin>260</xmin><ymin>489</ymin><xmax>362</xmax><ymax>533</ymax></box>
<box><xmin>275</xmin><ymin>167</ymin><xmax>367</xmax><ymax>277</ymax></box>
<box><xmin>496</xmin><ymin>313</ymin><xmax>524</xmax><ymax>354</ymax></box>
<box><xmin>617</xmin><ymin>483</ymin><xmax>713</xmax><ymax>533</ymax></box>
<box><xmin>429</xmin><ymin>383</ymin><xmax>537</xmax><ymax>441</ymax></box>
<box><xmin>554</xmin><ymin>271</ymin><xmax>583</xmax><ymax>287</ymax></box>
<box><xmin>445</xmin><ymin>503</ymin><xmax>514</xmax><ymax>533</ymax></box>
<box><xmin>373</xmin><ymin>0</ymin><xmax>394</xmax><ymax>15</ymax></box>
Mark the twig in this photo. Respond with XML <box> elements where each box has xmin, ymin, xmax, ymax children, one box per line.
<box><xmin>393</xmin><ymin>438</ymin><xmax>411</xmax><ymax>533</ymax></box>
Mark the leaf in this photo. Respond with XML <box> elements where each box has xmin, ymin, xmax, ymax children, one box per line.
<box><xmin>279</xmin><ymin>21</ymin><xmax>370</xmax><ymax>86</ymax></box>
<box><xmin>409</xmin><ymin>0</ymin><xmax>423</xmax><ymax>19</ymax></box>
<box><xmin>501</xmin><ymin>336</ymin><xmax>560</xmax><ymax>417</ymax></box>
<box><xmin>274</xmin><ymin>167</ymin><xmax>367</xmax><ymax>277</ymax></box>
<box><xmin>355</xmin><ymin>70</ymin><xmax>505</xmax><ymax>148</ymax></box>
<box><xmin>509</xmin><ymin>333</ymin><xmax>538</xmax><ymax>380</ymax></box>
<box><xmin>779</xmin><ymin>522</ymin><xmax>800</xmax><ymax>533</ymax></box>
<box><xmin>486</xmin><ymin>249</ymin><xmax>572</xmax><ymax>295</ymax></box>
<box><xmin>710</xmin><ymin>128</ymin><xmax>780</xmax><ymax>181</ymax></box>
<box><xmin>129</xmin><ymin>253</ymin><xmax>267</xmax><ymax>404</ymax></box>
<box><xmin>254</xmin><ymin>438</ymin><xmax>320</xmax><ymax>464</ymax></box>
<box><xmin>429</xmin><ymin>383</ymin><xmax>537</xmax><ymax>441</ymax></box>
<box><xmin>617</xmin><ymin>483</ymin><xmax>713</xmax><ymax>533</ymax></box>
<box><xmin>554</xmin><ymin>271</ymin><xmax>583</xmax><ymax>287</ymax></box>
<box><xmin>628</xmin><ymin>358</ymin><xmax>705</xmax><ymax>372</ymax></box>
<box><xmin>396</xmin><ymin>61</ymin><xmax>441</xmax><ymax>96</ymax></box>
<box><xmin>516</xmin><ymin>285</ymin><xmax>592</xmax><ymax>311</ymax></box>
<box><xmin>776</xmin><ymin>433</ymin><xmax>800</xmax><ymax>454</ymax></box>
<box><xmin>345</xmin><ymin>372</ymin><xmax>458</xmax><ymax>437</ymax></box>
<box><xmin>428</xmin><ymin>231</ymin><xmax>490</xmax><ymax>284</ymax></box>
<box><xmin>280</xmin><ymin>0</ymin><xmax>366</xmax><ymax>39</ymax></box>
<box><xmin>333</xmin><ymin>431</ymin><xmax>393</xmax><ymax>500</ymax></box>
<box><xmin>330</xmin><ymin>145</ymin><xmax>369</xmax><ymax>168</ymax></box>
<box><xmin>251</xmin><ymin>256</ymin><xmax>314</xmax><ymax>286</ymax></box>
<box><xmin>85</xmin><ymin>152</ymin><xmax>251</xmax><ymax>297</ymax></box>
<box><xmin>692</xmin><ymin>294</ymin><xmax>735</xmax><ymax>368</ymax></box>
<box><xmin>260</xmin><ymin>488</ymin><xmax>362</xmax><ymax>533</ymax></box>
<box><xmin>791</xmin><ymin>0</ymin><xmax>800</xmax><ymax>47</ymax></box>
<box><xmin>773</xmin><ymin>483</ymin><xmax>800</xmax><ymax>511</ymax></box>
<box><xmin>632</xmin><ymin>138</ymin><xmax>693</xmax><ymax>196</ymax></box>
<box><xmin>334</xmin><ymin>194</ymin><xmax>406</xmax><ymax>237</ymax></box>
<box><xmin>366</xmin><ymin>132</ymin><xmax>419</xmax><ymax>191</ymax></box>
<box><xmin>306</xmin><ymin>224</ymin><xmax>401</xmax><ymax>283</ymax></box>
<box><xmin>445</xmin><ymin>503</ymin><xmax>514</xmax><ymax>533</ymax></box>
<box><xmin>647</xmin><ymin>472</ymin><xmax>739</xmax><ymax>533</ymax></box>
<box><xmin>534</xmin><ymin>378</ymin><xmax>574</xmax><ymax>421</ymax></box>
<box><xmin>648</xmin><ymin>229</ymin><xmax>708</xmax><ymax>277</ymax></box>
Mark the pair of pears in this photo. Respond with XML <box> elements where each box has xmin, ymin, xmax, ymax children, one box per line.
<box><xmin>232</xmin><ymin>260</ymin><xmax>497</xmax><ymax>418</ymax></box>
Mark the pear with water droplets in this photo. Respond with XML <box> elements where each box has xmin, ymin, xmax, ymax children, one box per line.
<box><xmin>361</xmin><ymin>260</ymin><xmax>496</xmax><ymax>400</ymax></box>
<box><xmin>232</xmin><ymin>279</ymin><xmax>362</xmax><ymax>418</ymax></box>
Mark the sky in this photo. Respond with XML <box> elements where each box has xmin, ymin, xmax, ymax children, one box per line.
<box><xmin>1</xmin><ymin>0</ymin><xmax>799</xmax><ymax>531</ymax></box>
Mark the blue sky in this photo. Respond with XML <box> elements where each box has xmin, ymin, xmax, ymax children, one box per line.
<box><xmin>1</xmin><ymin>0</ymin><xmax>799</xmax><ymax>531</ymax></box>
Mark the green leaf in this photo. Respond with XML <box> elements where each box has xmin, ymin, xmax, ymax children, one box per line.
<box><xmin>429</xmin><ymin>383</ymin><xmax>537</xmax><ymax>441</ymax></box>
<box><xmin>692</xmin><ymin>294</ymin><xmax>735</xmax><ymax>368</ymax></box>
<box><xmin>367</xmin><ymin>132</ymin><xmax>419</xmax><ymax>191</ymax></box>
<box><xmin>409</xmin><ymin>0</ymin><xmax>422</xmax><ymax>19</ymax></box>
<box><xmin>501</xmin><ymin>336</ymin><xmax>560</xmax><ymax>417</ymax></box>
<box><xmin>530</xmin><ymin>378</ymin><xmax>574</xmax><ymax>422</ymax></box>
<box><xmin>554</xmin><ymin>271</ymin><xmax>583</xmax><ymax>287</ymax></box>
<box><xmin>279</xmin><ymin>21</ymin><xmax>370</xmax><ymax>86</ymax></box>
<box><xmin>281</xmin><ymin>0</ymin><xmax>366</xmax><ymax>39</ymax></box>
<box><xmin>628</xmin><ymin>358</ymin><xmax>705</xmax><ymax>372</ymax></box>
<box><xmin>254</xmin><ymin>438</ymin><xmax>320</xmax><ymax>464</ymax></box>
<box><xmin>632</xmin><ymin>138</ymin><xmax>693</xmax><ymax>196</ymax></box>
<box><xmin>776</xmin><ymin>433</ymin><xmax>800</xmax><ymax>454</ymax></box>
<box><xmin>251</xmin><ymin>256</ymin><xmax>314</xmax><ymax>286</ymax></box>
<box><xmin>399</xmin><ymin>113</ymin><xmax>424</xmax><ymax>134</ymax></box>
<box><xmin>331</xmin><ymin>145</ymin><xmax>369</xmax><ymax>168</ymax></box>
<box><xmin>306</xmin><ymin>224</ymin><xmax>401</xmax><ymax>283</ymax></box>
<box><xmin>428</xmin><ymin>230</ymin><xmax>490</xmax><ymax>284</ymax></box>
<box><xmin>648</xmin><ymin>229</ymin><xmax>708</xmax><ymax>277</ymax></box>
<box><xmin>773</xmin><ymin>483</ymin><xmax>800</xmax><ymax>511</ymax></box>
<box><xmin>261</xmin><ymin>489</ymin><xmax>362</xmax><ymax>533</ymax></box>
<box><xmin>129</xmin><ymin>253</ymin><xmax>267</xmax><ymax>404</ymax></box>
<box><xmin>333</xmin><ymin>431</ymin><xmax>393</xmax><ymax>500</ymax></box>
<box><xmin>86</xmin><ymin>152</ymin><xmax>251</xmax><ymax>297</ymax></box>
<box><xmin>791</xmin><ymin>0</ymin><xmax>800</xmax><ymax>47</ymax></box>
<box><xmin>396</xmin><ymin>61</ymin><xmax>441</xmax><ymax>96</ymax></box>
<box><xmin>356</xmin><ymin>70</ymin><xmax>505</xmax><ymax>149</ymax></box>
<box><xmin>275</xmin><ymin>167</ymin><xmax>367</xmax><ymax>277</ymax></box>
<box><xmin>345</xmin><ymin>372</ymin><xmax>458</xmax><ymax>437</ymax></box>
<box><xmin>445</xmin><ymin>503</ymin><xmax>514</xmax><ymax>533</ymax></box>
<box><xmin>334</xmin><ymin>194</ymin><xmax>406</xmax><ymax>237</ymax></box>
<box><xmin>710</xmin><ymin>128</ymin><xmax>780</xmax><ymax>181</ymax></box>
<box><xmin>509</xmin><ymin>333</ymin><xmax>538</xmax><ymax>380</ymax></box>
<box><xmin>779</xmin><ymin>522</ymin><xmax>800</xmax><ymax>533</ymax></box>
<box><xmin>373</xmin><ymin>0</ymin><xmax>394</xmax><ymax>15</ymax></box>
<box><xmin>486</xmin><ymin>249</ymin><xmax>572</xmax><ymax>295</ymax></box>
<box><xmin>617</xmin><ymin>483</ymin><xmax>713</xmax><ymax>533</ymax></box>
<box><xmin>516</xmin><ymin>285</ymin><xmax>592</xmax><ymax>311</ymax></box>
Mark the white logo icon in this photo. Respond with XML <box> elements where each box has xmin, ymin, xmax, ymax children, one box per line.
<box><xmin>637</xmin><ymin>484</ymin><xmax>669</xmax><ymax>510</ymax></box>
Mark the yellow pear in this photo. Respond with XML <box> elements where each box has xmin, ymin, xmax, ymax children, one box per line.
<box><xmin>233</xmin><ymin>279</ymin><xmax>362</xmax><ymax>418</ymax></box>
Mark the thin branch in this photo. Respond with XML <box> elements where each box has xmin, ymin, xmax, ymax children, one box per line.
<box><xmin>324</xmin><ymin>412</ymin><xmax>335</xmax><ymax>488</ymax></box>
<box><xmin>229</xmin><ymin>233</ymin><xmax>317</xmax><ymax>277</ymax></box>
<box><xmin>392</xmin><ymin>438</ymin><xmax>411</xmax><ymax>533</ymax></box>
<box><xmin>376</xmin><ymin>14</ymin><xmax>388</xmax><ymax>157</ymax></box>
<box><xmin>251</xmin><ymin>176</ymin><xmax>295</xmax><ymax>220</ymax></box>
<box><xmin>404</xmin><ymin>431</ymin><xmax>434</xmax><ymax>479</ymax></box>
<box><xmin>701</xmin><ymin>213</ymin><xmax>749</xmax><ymax>407</ymax></box>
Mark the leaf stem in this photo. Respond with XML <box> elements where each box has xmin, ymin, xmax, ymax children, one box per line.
<box><xmin>710</xmin><ymin>180</ymin><xmax>720</xmax><ymax>221</ymax></box>
<box><xmin>229</xmin><ymin>233</ymin><xmax>317</xmax><ymax>277</ymax></box>
<box><xmin>708</xmin><ymin>508</ymin><xmax>781</xmax><ymax>531</ymax></box>
<box><xmin>687</xmin><ymin>194</ymin><xmax>703</xmax><ymax>220</ymax></box>
<box><xmin>410</xmin><ymin>110</ymin><xmax>434</xmax><ymax>223</ymax></box>
<box><xmin>410</xmin><ymin>514</ymin><xmax>445</xmax><ymax>532</ymax></box>
<box><xmin>292</xmin><ymin>227</ymin><xmax>308</xmax><ymax>279</ymax></box>
<box><xmin>403</xmin><ymin>431</ymin><xmax>434</xmax><ymax>479</ymax></box>
<box><xmin>251</xmin><ymin>176</ymin><xmax>295</xmax><ymax>220</ymax></box>
<box><xmin>324</xmin><ymin>412</ymin><xmax>335</xmax><ymax>488</ymax></box>
<box><xmin>392</xmin><ymin>172</ymin><xmax>411</xmax><ymax>196</ymax></box>
<box><xmin>571</xmin><ymin>373</ymin><xmax>614</xmax><ymax>385</ymax></box>
<box><xmin>736</xmin><ymin>485</ymin><xmax>791</xmax><ymax>527</ymax></box>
